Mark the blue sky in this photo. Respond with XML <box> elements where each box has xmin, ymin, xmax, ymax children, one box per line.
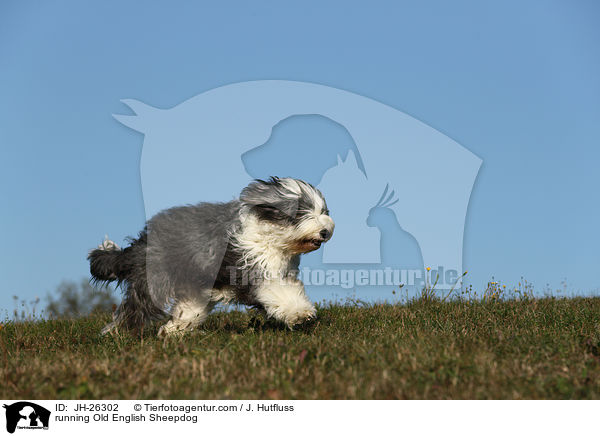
<box><xmin>1</xmin><ymin>1</ymin><xmax>599</xmax><ymax>313</ymax></box>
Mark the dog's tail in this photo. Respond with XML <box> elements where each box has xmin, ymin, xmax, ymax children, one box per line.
<box><xmin>88</xmin><ymin>233</ymin><xmax>164</xmax><ymax>333</ymax></box>
<box><xmin>88</xmin><ymin>237</ymin><xmax>127</xmax><ymax>284</ymax></box>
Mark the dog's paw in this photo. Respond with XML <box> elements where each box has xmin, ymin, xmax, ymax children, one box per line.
<box><xmin>100</xmin><ymin>321</ymin><xmax>118</xmax><ymax>336</ymax></box>
<box><xmin>157</xmin><ymin>320</ymin><xmax>195</xmax><ymax>338</ymax></box>
<box><xmin>157</xmin><ymin>323</ymin><xmax>180</xmax><ymax>338</ymax></box>
<box><xmin>284</xmin><ymin>305</ymin><xmax>317</xmax><ymax>329</ymax></box>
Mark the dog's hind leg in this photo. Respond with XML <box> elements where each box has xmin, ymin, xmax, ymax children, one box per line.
<box><xmin>101</xmin><ymin>321</ymin><xmax>118</xmax><ymax>335</ymax></box>
<box><xmin>157</xmin><ymin>295</ymin><xmax>215</xmax><ymax>337</ymax></box>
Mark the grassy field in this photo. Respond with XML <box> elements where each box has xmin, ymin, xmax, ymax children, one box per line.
<box><xmin>1</xmin><ymin>297</ymin><xmax>600</xmax><ymax>399</ymax></box>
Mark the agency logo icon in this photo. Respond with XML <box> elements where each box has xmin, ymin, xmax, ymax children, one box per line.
<box><xmin>3</xmin><ymin>402</ymin><xmax>50</xmax><ymax>433</ymax></box>
<box><xmin>114</xmin><ymin>80</ymin><xmax>481</xmax><ymax>295</ymax></box>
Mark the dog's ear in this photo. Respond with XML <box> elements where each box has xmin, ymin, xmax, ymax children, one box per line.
<box><xmin>240</xmin><ymin>177</ymin><xmax>300</xmax><ymax>220</ymax></box>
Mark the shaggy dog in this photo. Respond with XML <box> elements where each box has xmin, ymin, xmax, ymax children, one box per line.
<box><xmin>88</xmin><ymin>177</ymin><xmax>334</xmax><ymax>336</ymax></box>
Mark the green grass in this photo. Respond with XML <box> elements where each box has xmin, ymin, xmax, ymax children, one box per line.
<box><xmin>1</xmin><ymin>297</ymin><xmax>600</xmax><ymax>399</ymax></box>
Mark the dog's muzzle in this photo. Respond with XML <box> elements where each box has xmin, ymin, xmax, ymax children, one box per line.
<box><xmin>301</xmin><ymin>219</ymin><xmax>334</xmax><ymax>251</ymax></box>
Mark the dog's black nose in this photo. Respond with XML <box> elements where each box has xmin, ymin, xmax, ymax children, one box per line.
<box><xmin>319</xmin><ymin>229</ymin><xmax>330</xmax><ymax>240</ymax></box>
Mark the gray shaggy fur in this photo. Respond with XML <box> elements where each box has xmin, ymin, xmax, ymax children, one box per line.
<box><xmin>88</xmin><ymin>177</ymin><xmax>334</xmax><ymax>334</ymax></box>
<box><xmin>90</xmin><ymin>201</ymin><xmax>246</xmax><ymax>331</ymax></box>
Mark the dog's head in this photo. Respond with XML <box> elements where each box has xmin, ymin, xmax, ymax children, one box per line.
<box><xmin>240</xmin><ymin>177</ymin><xmax>335</xmax><ymax>253</ymax></box>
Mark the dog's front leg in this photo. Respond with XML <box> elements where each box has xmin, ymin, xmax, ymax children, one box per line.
<box><xmin>253</xmin><ymin>277</ymin><xmax>316</xmax><ymax>328</ymax></box>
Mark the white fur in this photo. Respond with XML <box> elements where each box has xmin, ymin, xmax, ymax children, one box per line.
<box><xmin>98</xmin><ymin>235</ymin><xmax>119</xmax><ymax>251</ymax></box>
<box><xmin>293</xmin><ymin>212</ymin><xmax>334</xmax><ymax>243</ymax></box>
<box><xmin>210</xmin><ymin>286</ymin><xmax>237</xmax><ymax>304</ymax></box>
<box><xmin>278</xmin><ymin>177</ymin><xmax>303</xmax><ymax>196</ymax></box>
<box><xmin>232</xmin><ymin>212</ymin><xmax>295</xmax><ymax>273</ymax></box>
<box><xmin>157</xmin><ymin>297</ymin><xmax>215</xmax><ymax>337</ymax></box>
<box><xmin>253</xmin><ymin>277</ymin><xmax>316</xmax><ymax>328</ymax></box>
<box><xmin>230</xmin><ymin>209</ymin><xmax>321</xmax><ymax>329</ymax></box>
<box><xmin>293</xmin><ymin>179</ymin><xmax>334</xmax><ymax>239</ymax></box>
